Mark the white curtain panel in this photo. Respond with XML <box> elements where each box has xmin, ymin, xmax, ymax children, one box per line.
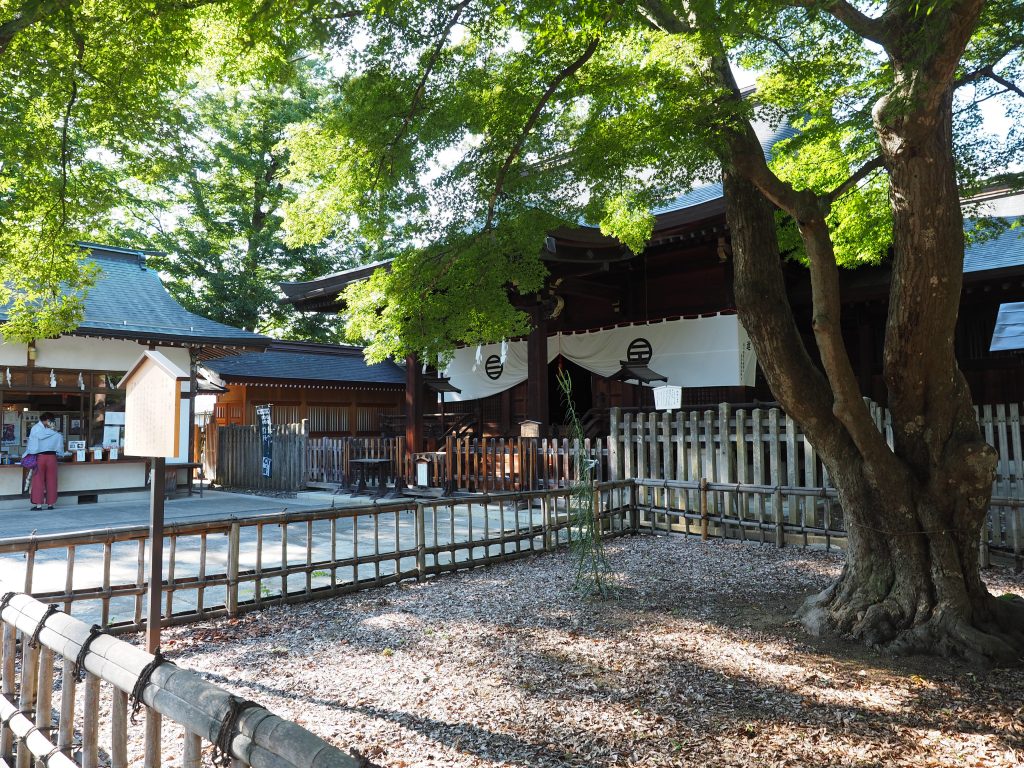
<box><xmin>444</xmin><ymin>313</ymin><xmax>757</xmax><ymax>401</ymax></box>
<box><xmin>556</xmin><ymin>313</ymin><xmax>754</xmax><ymax>387</ymax></box>
<box><xmin>444</xmin><ymin>339</ymin><xmax>559</xmax><ymax>402</ymax></box>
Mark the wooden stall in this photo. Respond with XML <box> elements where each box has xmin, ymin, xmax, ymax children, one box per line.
<box><xmin>0</xmin><ymin>242</ymin><xmax>269</xmax><ymax>507</ymax></box>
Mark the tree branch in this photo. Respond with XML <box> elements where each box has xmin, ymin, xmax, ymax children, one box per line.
<box><xmin>822</xmin><ymin>156</ymin><xmax>885</xmax><ymax>207</ymax></box>
<box><xmin>0</xmin><ymin>0</ymin><xmax>74</xmax><ymax>56</ymax></box>
<box><xmin>787</xmin><ymin>0</ymin><xmax>888</xmax><ymax>47</ymax></box>
<box><xmin>702</xmin><ymin>43</ymin><xmax>901</xmax><ymax>476</ymax></box>
<box><xmin>57</xmin><ymin>21</ymin><xmax>84</xmax><ymax>230</ymax></box>
<box><xmin>374</xmin><ymin>0</ymin><xmax>472</xmax><ymax>187</ymax></box>
<box><xmin>484</xmin><ymin>36</ymin><xmax>600</xmax><ymax>230</ymax></box>
<box><xmin>638</xmin><ymin>0</ymin><xmax>690</xmax><ymax>34</ymax></box>
<box><xmin>956</xmin><ymin>64</ymin><xmax>1024</xmax><ymax>99</ymax></box>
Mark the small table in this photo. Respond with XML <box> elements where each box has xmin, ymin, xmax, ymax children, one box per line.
<box><xmin>349</xmin><ymin>458</ymin><xmax>392</xmax><ymax>498</ymax></box>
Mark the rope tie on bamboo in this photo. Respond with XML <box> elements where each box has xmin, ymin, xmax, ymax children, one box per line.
<box><xmin>30</xmin><ymin>604</ymin><xmax>60</xmax><ymax>648</ymax></box>
<box><xmin>74</xmin><ymin>624</ymin><xmax>107</xmax><ymax>682</ymax></box>
<box><xmin>1</xmin><ymin>708</ymin><xmax>33</xmax><ymax>727</ymax></box>
<box><xmin>212</xmin><ymin>696</ymin><xmax>262</xmax><ymax>767</ymax></box>
<box><xmin>0</xmin><ymin>591</ymin><xmax>15</xmax><ymax>619</ymax></box>
<box><xmin>43</xmin><ymin>745</ymin><xmax>66</xmax><ymax>766</ymax></box>
<box><xmin>129</xmin><ymin>650</ymin><xmax>174</xmax><ymax>724</ymax></box>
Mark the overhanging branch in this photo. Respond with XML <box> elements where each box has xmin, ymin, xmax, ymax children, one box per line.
<box><xmin>956</xmin><ymin>64</ymin><xmax>1024</xmax><ymax>99</ymax></box>
<box><xmin>0</xmin><ymin>0</ymin><xmax>74</xmax><ymax>56</ymax></box>
<box><xmin>374</xmin><ymin>0</ymin><xmax>472</xmax><ymax>187</ymax></box>
<box><xmin>822</xmin><ymin>156</ymin><xmax>885</xmax><ymax>207</ymax></box>
<box><xmin>788</xmin><ymin>0</ymin><xmax>889</xmax><ymax>48</ymax></box>
<box><xmin>484</xmin><ymin>36</ymin><xmax>600</xmax><ymax>230</ymax></box>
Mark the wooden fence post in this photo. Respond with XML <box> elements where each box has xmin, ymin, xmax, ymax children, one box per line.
<box><xmin>415</xmin><ymin>502</ymin><xmax>426</xmax><ymax>582</ymax></box>
<box><xmin>774</xmin><ymin>485</ymin><xmax>785</xmax><ymax>548</ymax></box>
<box><xmin>226</xmin><ymin>522</ymin><xmax>240</xmax><ymax>617</ymax></box>
<box><xmin>700</xmin><ymin>478</ymin><xmax>709</xmax><ymax>541</ymax></box>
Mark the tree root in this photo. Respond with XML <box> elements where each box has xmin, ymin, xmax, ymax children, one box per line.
<box><xmin>798</xmin><ymin>580</ymin><xmax>1024</xmax><ymax>666</ymax></box>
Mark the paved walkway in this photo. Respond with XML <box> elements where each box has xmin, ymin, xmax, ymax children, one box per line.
<box><xmin>0</xmin><ymin>488</ymin><xmax>371</xmax><ymax>540</ymax></box>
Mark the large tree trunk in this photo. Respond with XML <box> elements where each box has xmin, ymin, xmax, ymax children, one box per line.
<box><xmin>702</xmin><ymin>0</ymin><xmax>1024</xmax><ymax>663</ymax></box>
<box><xmin>722</xmin><ymin>134</ymin><xmax>1024</xmax><ymax>665</ymax></box>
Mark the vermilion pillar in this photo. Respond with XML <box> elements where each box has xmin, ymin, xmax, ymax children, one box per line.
<box><xmin>405</xmin><ymin>354</ymin><xmax>423</xmax><ymax>470</ymax></box>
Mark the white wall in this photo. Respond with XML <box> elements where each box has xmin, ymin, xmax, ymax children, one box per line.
<box><xmin>0</xmin><ymin>341</ymin><xmax>25</xmax><ymax>366</ymax></box>
<box><xmin>35</xmin><ymin>336</ymin><xmax>190</xmax><ymax>372</ymax></box>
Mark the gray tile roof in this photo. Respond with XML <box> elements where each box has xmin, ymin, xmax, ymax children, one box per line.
<box><xmin>651</xmin><ymin>121</ymin><xmax>800</xmax><ymax>217</ymax></box>
<box><xmin>1</xmin><ymin>243</ymin><xmax>270</xmax><ymax>347</ymax></box>
<box><xmin>990</xmin><ymin>301</ymin><xmax>1024</xmax><ymax>352</ymax></box>
<box><xmin>203</xmin><ymin>342</ymin><xmax>405</xmax><ymax>386</ymax></box>
<box><xmin>964</xmin><ymin>218</ymin><xmax>1024</xmax><ymax>273</ymax></box>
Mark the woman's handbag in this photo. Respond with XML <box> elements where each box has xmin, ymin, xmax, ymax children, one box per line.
<box><xmin>21</xmin><ymin>453</ymin><xmax>37</xmax><ymax>469</ymax></box>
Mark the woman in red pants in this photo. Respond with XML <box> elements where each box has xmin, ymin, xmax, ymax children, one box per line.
<box><xmin>26</xmin><ymin>412</ymin><xmax>65</xmax><ymax>510</ymax></box>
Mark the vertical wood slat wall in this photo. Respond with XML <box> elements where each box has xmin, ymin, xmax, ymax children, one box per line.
<box><xmin>608</xmin><ymin>402</ymin><xmax>1024</xmax><ymax>560</ymax></box>
<box><xmin>214</xmin><ymin>422</ymin><xmax>308</xmax><ymax>491</ymax></box>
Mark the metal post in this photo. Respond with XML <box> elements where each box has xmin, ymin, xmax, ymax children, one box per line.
<box><xmin>146</xmin><ymin>456</ymin><xmax>165</xmax><ymax>654</ymax></box>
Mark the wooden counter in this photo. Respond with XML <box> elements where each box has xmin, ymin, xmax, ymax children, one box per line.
<box><xmin>0</xmin><ymin>460</ymin><xmax>147</xmax><ymax>499</ymax></box>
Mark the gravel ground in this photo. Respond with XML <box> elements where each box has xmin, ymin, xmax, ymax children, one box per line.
<box><xmin>140</xmin><ymin>535</ymin><xmax>1024</xmax><ymax>768</ymax></box>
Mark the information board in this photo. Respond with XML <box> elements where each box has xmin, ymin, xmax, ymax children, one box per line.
<box><xmin>653</xmin><ymin>385</ymin><xmax>682</xmax><ymax>411</ymax></box>
<box><xmin>119</xmin><ymin>351</ymin><xmax>188</xmax><ymax>458</ymax></box>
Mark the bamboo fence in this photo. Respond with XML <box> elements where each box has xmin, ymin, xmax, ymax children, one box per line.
<box><xmin>0</xmin><ymin>483</ymin><xmax>635</xmax><ymax>631</ymax></box>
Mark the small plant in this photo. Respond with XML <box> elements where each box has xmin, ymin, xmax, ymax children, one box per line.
<box><xmin>556</xmin><ymin>368</ymin><xmax>615</xmax><ymax>598</ymax></box>
<box><xmin>311</xmin><ymin>570</ymin><xmax>329</xmax><ymax>578</ymax></box>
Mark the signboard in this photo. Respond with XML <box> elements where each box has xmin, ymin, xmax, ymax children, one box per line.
<box><xmin>653</xmin><ymin>385</ymin><xmax>682</xmax><ymax>411</ymax></box>
<box><xmin>256</xmin><ymin>404</ymin><xmax>273</xmax><ymax>478</ymax></box>
<box><xmin>118</xmin><ymin>350</ymin><xmax>188</xmax><ymax>458</ymax></box>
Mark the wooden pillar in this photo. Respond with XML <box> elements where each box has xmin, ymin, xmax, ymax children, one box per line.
<box><xmin>500</xmin><ymin>389</ymin><xmax>511</xmax><ymax>435</ymax></box>
<box><xmin>405</xmin><ymin>354</ymin><xmax>423</xmax><ymax>467</ymax></box>
<box><xmin>858</xmin><ymin>312</ymin><xmax>873</xmax><ymax>396</ymax></box>
<box><xmin>526</xmin><ymin>304</ymin><xmax>549</xmax><ymax>432</ymax></box>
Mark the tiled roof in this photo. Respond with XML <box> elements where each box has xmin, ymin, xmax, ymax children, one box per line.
<box><xmin>964</xmin><ymin>217</ymin><xmax>1024</xmax><ymax>274</ymax></box>
<box><xmin>1</xmin><ymin>243</ymin><xmax>270</xmax><ymax>347</ymax></box>
<box><xmin>650</xmin><ymin>121</ymin><xmax>800</xmax><ymax>216</ymax></box>
<box><xmin>203</xmin><ymin>341</ymin><xmax>405</xmax><ymax>386</ymax></box>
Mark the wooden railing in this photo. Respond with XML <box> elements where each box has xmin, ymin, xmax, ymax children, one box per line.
<box><xmin>306</xmin><ymin>436</ymin><xmax>405</xmax><ymax>487</ymax></box>
<box><xmin>0</xmin><ymin>483</ymin><xmax>635</xmax><ymax>630</ymax></box>
<box><xmin>0</xmin><ymin>584</ymin><xmax>367</xmax><ymax>768</ymax></box>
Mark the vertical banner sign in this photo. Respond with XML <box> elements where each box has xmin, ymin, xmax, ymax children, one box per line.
<box><xmin>256</xmin><ymin>405</ymin><xmax>273</xmax><ymax>478</ymax></box>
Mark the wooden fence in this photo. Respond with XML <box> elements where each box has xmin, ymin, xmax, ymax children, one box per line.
<box><xmin>0</xmin><ymin>484</ymin><xmax>635</xmax><ymax>631</ymax></box>
<box><xmin>215</xmin><ymin>422</ymin><xmax>308</xmax><ymax>491</ymax></box>
<box><xmin>610</xmin><ymin>402</ymin><xmax>1024</xmax><ymax>565</ymax></box>
<box><xmin>306</xmin><ymin>436</ymin><xmax>405</xmax><ymax>487</ymax></box>
<box><xmin>0</xmin><ymin>583</ymin><xmax>365</xmax><ymax>768</ymax></box>
<box><xmin>438</xmin><ymin>436</ymin><xmax>609</xmax><ymax>493</ymax></box>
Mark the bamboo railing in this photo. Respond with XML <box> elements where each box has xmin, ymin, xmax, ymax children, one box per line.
<box><xmin>0</xmin><ymin>483</ymin><xmax>636</xmax><ymax>631</ymax></box>
<box><xmin>0</xmin><ymin>584</ymin><xmax>368</xmax><ymax>768</ymax></box>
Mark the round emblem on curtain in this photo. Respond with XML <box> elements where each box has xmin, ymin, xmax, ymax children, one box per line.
<box><xmin>626</xmin><ymin>338</ymin><xmax>653</xmax><ymax>364</ymax></box>
<box><xmin>485</xmin><ymin>355</ymin><xmax>504</xmax><ymax>380</ymax></box>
